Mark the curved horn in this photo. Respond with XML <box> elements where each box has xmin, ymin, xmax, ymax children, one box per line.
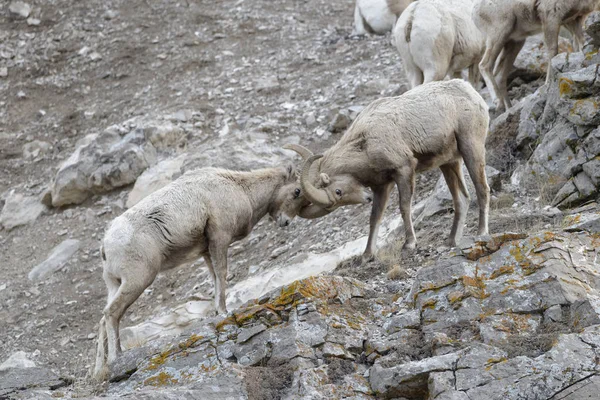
<box><xmin>283</xmin><ymin>144</ymin><xmax>314</xmax><ymax>160</ymax></box>
<box><xmin>300</xmin><ymin>155</ymin><xmax>333</xmax><ymax>208</ymax></box>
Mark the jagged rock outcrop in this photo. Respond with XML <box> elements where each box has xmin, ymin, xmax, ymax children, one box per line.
<box><xmin>499</xmin><ymin>14</ymin><xmax>600</xmax><ymax>208</ymax></box>
<box><xmin>92</xmin><ymin>210</ymin><xmax>600</xmax><ymax>399</ymax></box>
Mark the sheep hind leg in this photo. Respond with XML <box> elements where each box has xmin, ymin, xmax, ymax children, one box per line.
<box><xmin>564</xmin><ymin>16</ymin><xmax>585</xmax><ymax>52</ymax></box>
<box><xmin>440</xmin><ymin>161</ymin><xmax>469</xmax><ymax>247</ymax></box>
<box><xmin>104</xmin><ymin>273</ymin><xmax>155</xmax><ymax>365</ymax></box>
<box><xmin>542</xmin><ymin>20</ymin><xmax>561</xmax><ymax>84</ymax></box>
<box><xmin>92</xmin><ymin>317</ymin><xmax>108</xmax><ymax>380</ymax></box>
<box><xmin>394</xmin><ymin>167</ymin><xmax>417</xmax><ymax>250</ymax></box>
<box><xmin>459</xmin><ymin>142</ymin><xmax>490</xmax><ymax>237</ymax></box>
<box><xmin>422</xmin><ymin>65</ymin><xmax>448</xmax><ymax>84</ymax></box>
<box><xmin>479</xmin><ymin>32</ymin><xmax>511</xmax><ymax>112</ymax></box>
<box><xmin>208</xmin><ymin>241</ymin><xmax>230</xmax><ymax>314</ymax></box>
<box><xmin>496</xmin><ymin>40</ymin><xmax>525</xmax><ymax>111</ymax></box>
<box><xmin>363</xmin><ymin>182</ymin><xmax>394</xmax><ymax>259</ymax></box>
<box><xmin>93</xmin><ymin>273</ymin><xmax>120</xmax><ymax>380</ymax></box>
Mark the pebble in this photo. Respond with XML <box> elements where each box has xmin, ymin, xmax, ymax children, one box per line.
<box><xmin>9</xmin><ymin>1</ymin><xmax>31</xmax><ymax>19</ymax></box>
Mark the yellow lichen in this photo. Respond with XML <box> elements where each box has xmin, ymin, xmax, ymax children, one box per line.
<box><xmin>421</xmin><ymin>298</ymin><xmax>437</xmax><ymax>309</ymax></box>
<box><xmin>144</xmin><ymin>371</ymin><xmax>179</xmax><ymax>387</ymax></box>
<box><xmin>146</xmin><ymin>349</ymin><xmax>174</xmax><ymax>371</ymax></box>
<box><xmin>558</xmin><ymin>77</ymin><xmax>574</xmax><ymax>96</ymax></box>
<box><xmin>490</xmin><ymin>265</ymin><xmax>515</xmax><ymax>280</ymax></box>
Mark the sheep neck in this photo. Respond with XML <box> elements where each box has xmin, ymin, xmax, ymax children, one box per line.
<box><xmin>234</xmin><ymin>169</ymin><xmax>284</xmax><ymax>225</ymax></box>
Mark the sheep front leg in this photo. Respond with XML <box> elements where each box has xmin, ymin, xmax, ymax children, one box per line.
<box><xmin>208</xmin><ymin>242</ymin><xmax>229</xmax><ymax>314</ymax></box>
<box><xmin>395</xmin><ymin>168</ymin><xmax>416</xmax><ymax>250</ymax></box>
<box><xmin>364</xmin><ymin>183</ymin><xmax>394</xmax><ymax>259</ymax></box>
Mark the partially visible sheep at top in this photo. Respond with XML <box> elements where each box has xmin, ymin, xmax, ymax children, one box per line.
<box><xmin>353</xmin><ymin>0</ymin><xmax>413</xmax><ymax>35</ymax></box>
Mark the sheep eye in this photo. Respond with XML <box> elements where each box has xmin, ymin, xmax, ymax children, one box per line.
<box><xmin>335</xmin><ymin>189</ymin><xmax>342</xmax><ymax>197</ymax></box>
<box><xmin>294</xmin><ymin>188</ymin><xmax>301</xmax><ymax>198</ymax></box>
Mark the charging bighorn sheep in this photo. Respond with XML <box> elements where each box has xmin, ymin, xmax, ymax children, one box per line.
<box><xmin>354</xmin><ymin>0</ymin><xmax>413</xmax><ymax>35</ymax></box>
<box><xmin>93</xmin><ymin>164</ymin><xmax>309</xmax><ymax>379</ymax></box>
<box><xmin>394</xmin><ymin>0</ymin><xmax>484</xmax><ymax>89</ymax></box>
<box><xmin>474</xmin><ymin>0</ymin><xmax>600</xmax><ymax>112</ymax></box>
<box><xmin>287</xmin><ymin>80</ymin><xmax>490</xmax><ymax>257</ymax></box>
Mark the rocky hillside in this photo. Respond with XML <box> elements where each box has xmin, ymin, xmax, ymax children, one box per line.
<box><xmin>0</xmin><ymin>0</ymin><xmax>599</xmax><ymax>399</ymax></box>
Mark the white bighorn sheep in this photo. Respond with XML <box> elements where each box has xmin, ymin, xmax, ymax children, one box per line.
<box><xmin>354</xmin><ymin>0</ymin><xmax>413</xmax><ymax>35</ymax></box>
<box><xmin>287</xmin><ymin>80</ymin><xmax>490</xmax><ymax>257</ymax></box>
<box><xmin>394</xmin><ymin>0</ymin><xmax>484</xmax><ymax>89</ymax></box>
<box><xmin>93</xmin><ymin>164</ymin><xmax>310</xmax><ymax>379</ymax></box>
<box><xmin>474</xmin><ymin>0</ymin><xmax>600</xmax><ymax>112</ymax></box>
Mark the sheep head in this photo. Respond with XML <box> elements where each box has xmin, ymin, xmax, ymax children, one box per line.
<box><xmin>299</xmin><ymin>154</ymin><xmax>372</xmax><ymax>211</ymax></box>
<box><xmin>271</xmin><ymin>164</ymin><xmax>311</xmax><ymax>228</ymax></box>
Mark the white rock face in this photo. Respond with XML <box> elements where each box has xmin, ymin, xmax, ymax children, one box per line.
<box><xmin>126</xmin><ymin>155</ymin><xmax>186</xmax><ymax>208</ymax></box>
<box><xmin>0</xmin><ymin>191</ymin><xmax>46</xmax><ymax>230</ymax></box>
<box><xmin>0</xmin><ymin>351</ymin><xmax>35</xmax><ymax>371</ymax></box>
<box><xmin>28</xmin><ymin>239</ymin><xmax>81</xmax><ymax>281</ymax></box>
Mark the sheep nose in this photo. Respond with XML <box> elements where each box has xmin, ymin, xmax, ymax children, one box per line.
<box><xmin>285</xmin><ymin>220</ymin><xmax>290</xmax><ymax>227</ymax></box>
<box><xmin>366</xmin><ymin>196</ymin><xmax>373</xmax><ymax>203</ymax></box>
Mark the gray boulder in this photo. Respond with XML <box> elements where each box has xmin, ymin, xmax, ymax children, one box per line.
<box><xmin>0</xmin><ymin>190</ymin><xmax>46</xmax><ymax>230</ymax></box>
<box><xmin>28</xmin><ymin>239</ymin><xmax>81</xmax><ymax>281</ymax></box>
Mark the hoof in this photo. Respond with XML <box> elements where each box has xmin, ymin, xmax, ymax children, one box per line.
<box><xmin>402</xmin><ymin>241</ymin><xmax>416</xmax><ymax>251</ymax></box>
<box><xmin>361</xmin><ymin>253</ymin><xmax>375</xmax><ymax>263</ymax></box>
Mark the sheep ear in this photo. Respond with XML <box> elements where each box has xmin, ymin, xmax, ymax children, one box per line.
<box><xmin>285</xmin><ymin>164</ymin><xmax>295</xmax><ymax>179</ymax></box>
<box><xmin>320</xmin><ymin>173</ymin><xmax>330</xmax><ymax>186</ymax></box>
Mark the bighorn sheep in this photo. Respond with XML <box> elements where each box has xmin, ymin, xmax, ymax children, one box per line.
<box><xmin>354</xmin><ymin>0</ymin><xmax>413</xmax><ymax>35</ymax></box>
<box><xmin>93</xmin><ymin>164</ymin><xmax>308</xmax><ymax>379</ymax></box>
<box><xmin>474</xmin><ymin>0</ymin><xmax>600</xmax><ymax>112</ymax></box>
<box><xmin>394</xmin><ymin>0</ymin><xmax>484</xmax><ymax>89</ymax></box>
<box><xmin>287</xmin><ymin>80</ymin><xmax>490</xmax><ymax>257</ymax></box>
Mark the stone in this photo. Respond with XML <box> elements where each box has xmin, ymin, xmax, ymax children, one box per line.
<box><xmin>26</xmin><ymin>17</ymin><xmax>40</xmax><ymax>25</ymax></box>
<box><xmin>0</xmin><ymin>367</ymin><xmax>66</xmax><ymax>398</ymax></box>
<box><xmin>236</xmin><ymin>323</ymin><xmax>267</xmax><ymax>344</ymax></box>
<box><xmin>126</xmin><ymin>155</ymin><xmax>185</xmax><ymax>208</ymax></box>
<box><xmin>328</xmin><ymin>110</ymin><xmax>351</xmax><ymax>133</ymax></box>
<box><xmin>0</xmin><ymin>351</ymin><xmax>35</xmax><ymax>371</ymax></box>
<box><xmin>8</xmin><ymin>1</ymin><xmax>31</xmax><ymax>18</ymax></box>
<box><xmin>144</xmin><ymin>122</ymin><xmax>186</xmax><ymax>149</ymax></box>
<box><xmin>51</xmin><ymin>128</ymin><xmax>157</xmax><ymax>207</ymax></box>
<box><xmin>573</xmin><ymin>171</ymin><xmax>596</xmax><ymax>198</ymax></box>
<box><xmin>0</xmin><ymin>191</ymin><xmax>46</xmax><ymax>230</ymax></box>
<box><xmin>511</xmin><ymin>34</ymin><xmax>572</xmax><ymax>80</ymax></box>
<box><xmin>255</xmin><ymin>76</ymin><xmax>280</xmax><ymax>92</ymax></box>
<box><xmin>586</xmin><ymin>12</ymin><xmax>600</xmax><ymax>47</ymax></box>
<box><xmin>0</xmin><ymin>67</ymin><xmax>7</xmax><ymax>78</ymax></box>
<box><xmin>383</xmin><ymin>310</ymin><xmax>420</xmax><ymax>333</ymax></box>
<box><xmin>411</xmin><ymin>230</ymin><xmax>600</xmax><ymax>334</ymax></box>
<box><xmin>28</xmin><ymin>239</ymin><xmax>81</xmax><ymax>281</ymax></box>
<box><xmin>515</xmin><ymin>88</ymin><xmax>548</xmax><ymax>156</ymax></box>
<box><xmin>370</xmin><ymin>352</ymin><xmax>460</xmax><ymax>398</ymax></box>
<box><xmin>562</xmin><ymin>211</ymin><xmax>600</xmax><ymax>233</ymax></box>
<box><xmin>582</xmin><ymin>158</ymin><xmax>600</xmax><ymax>186</ymax></box>
<box><xmin>22</xmin><ymin>140</ymin><xmax>51</xmax><ymax>159</ymax></box>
